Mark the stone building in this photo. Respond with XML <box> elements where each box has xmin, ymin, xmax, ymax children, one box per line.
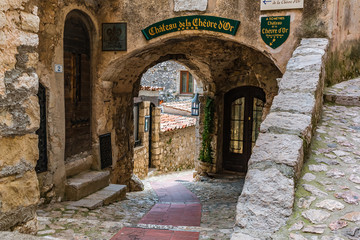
<box><xmin>140</xmin><ymin>60</ymin><xmax>203</xmax><ymax>103</ymax></box>
<box><xmin>1</xmin><ymin>0</ymin><xmax>360</xmax><ymax>238</ymax></box>
<box><xmin>133</xmin><ymin>101</ymin><xmax>196</xmax><ymax>179</ymax></box>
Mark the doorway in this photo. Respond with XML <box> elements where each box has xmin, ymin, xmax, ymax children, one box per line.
<box><xmin>63</xmin><ymin>13</ymin><xmax>92</xmax><ymax>159</ymax></box>
<box><xmin>223</xmin><ymin>86</ymin><xmax>265</xmax><ymax>173</ymax></box>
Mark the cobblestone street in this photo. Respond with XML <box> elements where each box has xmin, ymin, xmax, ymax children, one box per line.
<box><xmin>274</xmin><ymin>80</ymin><xmax>360</xmax><ymax>240</ymax></box>
<box><xmin>36</xmin><ymin>171</ymin><xmax>244</xmax><ymax>240</ymax></box>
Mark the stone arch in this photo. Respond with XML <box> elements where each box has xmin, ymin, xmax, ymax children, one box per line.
<box><xmin>101</xmin><ymin>34</ymin><xmax>282</xmax><ymax>183</ymax></box>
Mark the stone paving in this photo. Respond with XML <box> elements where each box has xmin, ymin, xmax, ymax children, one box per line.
<box><xmin>274</xmin><ymin>81</ymin><xmax>360</xmax><ymax>239</ymax></box>
<box><xmin>36</xmin><ymin>170</ymin><xmax>244</xmax><ymax>240</ymax></box>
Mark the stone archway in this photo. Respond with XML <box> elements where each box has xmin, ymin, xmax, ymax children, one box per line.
<box><xmin>99</xmin><ymin>34</ymin><xmax>282</xmax><ymax>184</ymax></box>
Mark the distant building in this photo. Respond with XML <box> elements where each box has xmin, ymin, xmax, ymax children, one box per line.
<box><xmin>140</xmin><ymin>61</ymin><xmax>203</xmax><ymax>103</ymax></box>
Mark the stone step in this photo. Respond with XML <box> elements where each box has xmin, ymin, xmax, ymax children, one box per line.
<box><xmin>65</xmin><ymin>153</ymin><xmax>93</xmax><ymax>178</ymax></box>
<box><xmin>65</xmin><ymin>171</ymin><xmax>110</xmax><ymax>201</ymax></box>
<box><xmin>324</xmin><ymin>78</ymin><xmax>360</xmax><ymax>106</ymax></box>
<box><xmin>67</xmin><ymin>184</ymin><xmax>127</xmax><ymax>210</ymax></box>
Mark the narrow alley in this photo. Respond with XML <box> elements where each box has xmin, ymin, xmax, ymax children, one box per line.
<box><xmin>36</xmin><ymin>171</ymin><xmax>244</xmax><ymax>240</ymax></box>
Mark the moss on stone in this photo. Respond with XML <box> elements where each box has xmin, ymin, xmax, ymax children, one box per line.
<box><xmin>326</xmin><ymin>40</ymin><xmax>360</xmax><ymax>86</ymax></box>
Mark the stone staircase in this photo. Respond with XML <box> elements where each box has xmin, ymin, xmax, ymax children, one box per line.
<box><xmin>64</xmin><ymin>154</ymin><xmax>126</xmax><ymax>209</ymax></box>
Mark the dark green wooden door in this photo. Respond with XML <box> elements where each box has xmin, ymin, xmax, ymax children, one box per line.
<box><xmin>223</xmin><ymin>86</ymin><xmax>265</xmax><ymax>173</ymax></box>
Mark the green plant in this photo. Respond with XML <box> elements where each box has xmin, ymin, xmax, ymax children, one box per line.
<box><xmin>199</xmin><ymin>97</ymin><xmax>214</xmax><ymax>163</ymax></box>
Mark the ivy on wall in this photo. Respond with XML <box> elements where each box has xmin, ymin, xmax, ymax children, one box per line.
<box><xmin>199</xmin><ymin>97</ymin><xmax>214</xmax><ymax>163</ymax></box>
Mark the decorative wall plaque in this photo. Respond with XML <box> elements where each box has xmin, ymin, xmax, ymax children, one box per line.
<box><xmin>261</xmin><ymin>16</ymin><xmax>290</xmax><ymax>49</ymax></box>
<box><xmin>141</xmin><ymin>15</ymin><xmax>240</xmax><ymax>40</ymax></box>
<box><xmin>102</xmin><ymin>23</ymin><xmax>127</xmax><ymax>51</ymax></box>
<box><xmin>260</xmin><ymin>0</ymin><xmax>304</xmax><ymax>11</ymax></box>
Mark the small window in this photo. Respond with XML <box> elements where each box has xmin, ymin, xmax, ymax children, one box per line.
<box><xmin>133</xmin><ymin>104</ymin><xmax>141</xmax><ymax>147</ymax></box>
<box><xmin>180</xmin><ymin>71</ymin><xmax>194</xmax><ymax>94</ymax></box>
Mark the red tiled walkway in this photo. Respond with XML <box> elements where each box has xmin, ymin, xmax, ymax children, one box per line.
<box><xmin>150</xmin><ymin>182</ymin><xmax>200</xmax><ymax>203</ymax></box>
<box><xmin>111</xmin><ymin>173</ymin><xmax>200</xmax><ymax>240</ymax></box>
<box><xmin>111</xmin><ymin>227</ymin><xmax>200</xmax><ymax>240</ymax></box>
<box><xmin>139</xmin><ymin>203</ymin><xmax>201</xmax><ymax>226</ymax></box>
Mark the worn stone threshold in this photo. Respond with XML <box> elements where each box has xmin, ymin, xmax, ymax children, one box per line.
<box><xmin>66</xmin><ymin>184</ymin><xmax>127</xmax><ymax>209</ymax></box>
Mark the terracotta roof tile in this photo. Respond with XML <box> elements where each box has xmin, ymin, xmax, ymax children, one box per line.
<box><xmin>162</xmin><ymin>101</ymin><xmax>192</xmax><ymax>113</ymax></box>
<box><xmin>160</xmin><ymin>113</ymin><xmax>196</xmax><ymax>132</ymax></box>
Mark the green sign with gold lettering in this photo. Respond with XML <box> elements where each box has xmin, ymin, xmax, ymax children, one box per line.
<box><xmin>142</xmin><ymin>15</ymin><xmax>240</xmax><ymax>40</ymax></box>
<box><xmin>261</xmin><ymin>16</ymin><xmax>290</xmax><ymax>49</ymax></box>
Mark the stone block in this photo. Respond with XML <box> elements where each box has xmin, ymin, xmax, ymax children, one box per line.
<box><xmin>0</xmin><ymin>134</ymin><xmax>38</xmax><ymax>177</ymax></box>
<box><xmin>68</xmin><ymin>184</ymin><xmax>127</xmax><ymax>209</ymax></box>
<box><xmin>129</xmin><ymin>174</ymin><xmax>144</xmax><ymax>192</ymax></box>
<box><xmin>260</xmin><ymin>111</ymin><xmax>312</xmax><ymax>144</ymax></box>
<box><xmin>249</xmin><ymin>133</ymin><xmax>304</xmax><ymax>177</ymax></box>
<box><xmin>0</xmin><ymin>12</ymin><xmax>6</xmax><ymax>29</ymax></box>
<box><xmin>0</xmin><ymin>171</ymin><xmax>40</xmax><ymax>212</ymax></box>
<box><xmin>23</xmin><ymin>95</ymin><xmax>40</xmax><ymax>132</ymax></box>
<box><xmin>19</xmin><ymin>31</ymin><xmax>39</xmax><ymax>47</ymax></box>
<box><xmin>20</xmin><ymin>12</ymin><xmax>40</xmax><ymax>33</ymax></box>
<box><xmin>270</xmin><ymin>92</ymin><xmax>316</xmax><ymax>115</ymax></box>
<box><xmin>0</xmin><ymin>97</ymin><xmax>40</xmax><ymax>136</ymax></box>
<box><xmin>174</xmin><ymin>0</ymin><xmax>208</xmax><ymax>12</ymax></box>
<box><xmin>65</xmin><ymin>154</ymin><xmax>93</xmax><ymax>178</ymax></box>
<box><xmin>0</xmin><ymin>205</ymin><xmax>36</xmax><ymax>232</ymax></box>
<box><xmin>12</xmin><ymin>217</ymin><xmax>37</xmax><ymax>234</ymax></box>
<box><xmin>0</xmin><ymin>2</ymin><xmax>10</xmax><ymax>11</ymax></box>
<box><xmin>286</xmin><ymin>54</ymin><xmax>323</xmax><ymax>73</ymax></box>
<box><xmin>26</xmin><ymin>53</ymin><xmax>39</xmax><ymax>69</ymax></box>
<box><xmin>65</xmin><ymin>171</ymin><xmax>110</xmax><ymax>201</ymax></box>
<box><xmin>279</xmin><ymin>71</ymin><xmax>321</xmax><ymax>94</ymax></box>
<box><xmin>235</xmin><ymin>168</ymin><xmax>294</xmax><ymax>238</ymax></box>
<box><xmin>299</xmin><ymin>38</ymin><xmax>329</xmax><ymax>49</ymax></box>
<box><xmin>8</xmin><ymin>0</ymin><xmax>29</xmax><ymax>10</ymax></box>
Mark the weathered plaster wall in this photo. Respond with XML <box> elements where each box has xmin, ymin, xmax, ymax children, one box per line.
<box><xmin>324</xmin><ymin>0</ymin><xmax>360</xmax><ymax>86</ymax></box>
<box><xmin>0</xmin><ymin>0</ymin><xmax>40</xmax><ymax>233</ymax></box>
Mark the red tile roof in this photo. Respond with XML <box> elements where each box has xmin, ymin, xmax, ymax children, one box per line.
<box><xmin>162</xmin><ymin>101</ymin><xmax>192</xmax><ymax>114</ymax></box>
<box><xmin>160</xmin><ymin>113</ymin><xmax>196</xmax><ymax>132</ymax></box>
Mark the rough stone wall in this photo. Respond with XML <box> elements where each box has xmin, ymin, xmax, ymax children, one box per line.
<box><xmin>150</xmin><ymin>107</ymin><xmax>161</xmax><ymax>168</ymax></box>
<box><xmin>0</xmin><ymin>0</ymin><xmax>40</xmax><ymax>233</ymax></box>
<box><xmin>231</xmin><ymin>38</ymin><xmax>329</xmax><ymax>240</ymax></box>
<box><xmin>133</xmin><ymin>102</ymin><xmax>196</xmax><ymax>177</ymax></box>
<box><xmin>156</xmin><ymin>126</ymin><xmax>196</xmax><ymax>173</ymax></box>
<box><xmin>133</xmin><ymin>102</ymin><xmax>150</xmax><ymax>179</ymax></box>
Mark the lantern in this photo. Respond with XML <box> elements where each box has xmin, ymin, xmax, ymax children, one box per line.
<box><xmin>191</xmin><ymin>93</ymin><xmax>200</xmax><ymax>116</ymax></box>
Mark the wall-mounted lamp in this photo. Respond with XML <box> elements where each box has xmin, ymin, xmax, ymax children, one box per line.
<box><xmin>191</xmin><ymin>93</ymin><xmax>200</xmax><ymax>116</ymax></box>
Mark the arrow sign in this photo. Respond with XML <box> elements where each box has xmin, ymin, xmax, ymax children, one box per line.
<box><xmin>260</xmin><ymin>0</ymin><xmax>303</xmax><ymax>11</ymax></box>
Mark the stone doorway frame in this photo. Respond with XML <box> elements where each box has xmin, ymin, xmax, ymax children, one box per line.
<box><xmin>37</xmin><ymin>8</ymin><xmax>101</xmax><ymax>199</ymax></box>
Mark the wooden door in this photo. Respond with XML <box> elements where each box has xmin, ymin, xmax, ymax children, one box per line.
<box><xmin>64</xmin><ymin>15</ymin><xmax>91</xmax><ymax>159</ymax></box>
<box><xmin>223</xmin><ymin>86</ymin><xmax>265</xmax><ymax>173</ymax></box>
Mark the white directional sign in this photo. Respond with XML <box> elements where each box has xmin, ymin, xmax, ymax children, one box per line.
<box><xmin>261</xmin><ymin>0</ymin><xmax>304</xmax><ymax>11</ymax></box>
